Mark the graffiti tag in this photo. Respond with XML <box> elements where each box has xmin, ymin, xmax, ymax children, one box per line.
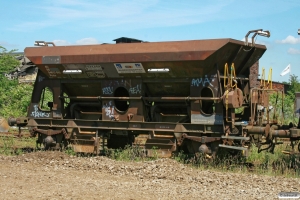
<box><xmin>102</xmin><ymin>101</ymin><xmax>117</xmax><ymax>120</ymax></box>
<box><xmin>191</xmin><ymin>76</ymin><xmax>213</xmax><ymax>87</ymax></box>
<box><xmin>129</xmin><ymin>84</ymin><xmax>141</xmax><ymax>94</ymax></box>
<box><xmin>38</xmin><ymin>76</ymin><xmax>45</xmax><ymax>82</ymax></box>
<box><xmin>102</xmin><ymin>87</ymin><xmax>114</xmax><ymax>95</ymax></box>
<box><xmin>31</xmin><ymin>105</ymin><xmax>50</xmax><ymax>118</ymax></box>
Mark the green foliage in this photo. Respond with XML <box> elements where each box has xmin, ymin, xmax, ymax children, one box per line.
<box><xmin>0</xmin><ymin>80</ymin><xmax>33</xmax><ymax>118</ymax></box>
<box><xmin>269</xmin><ymin>91</ymin><xmax>297</xmax><ymax>124</ymax></box>
<box><xmin>0</xmin><ymin>46</ymin><xmax>20</xmax><ymax>74</ymax></box>
<box><xmin>173</xmin><ymin>150</ymin><xmax>187</xmax><ymax>163</ymax></box>
<box><xmin>0</xmin><ymin>136</ymin><xmax>36</xmax><ymax>156</ymax></box>
<box><xmin>65</xmin><ymin>147</ymin><xmax>76</xmax><ymax>156</ymax></box>
<box><xmin>173</xmin><ymin>151</ymin><xmax>248</xmax><ymax>173</ymax></box>
<box><xmin>106</xmin><ymin>145</ymin><xmax>158</xmax><ymax>161</ymax></box>
<box><xmin>247</xmin><ymin>144</ymin><xmax>300</xmax><ymax>177</ymax></box>
<box><xmin>172</xmin><ymin>144</ymin><xmax>300</xmax><ymax>177</ymax></box>
<box><xmin>288</xmin><ymin>74</ymin><xmax>300</xmax><ymax>97</ymax></box>
<box><xmin>0</xmin><ymin>46</ymin><xmax>33</xmax><ymax>118</ymax></box>
<box><xmin>267</xmin><ymin>74</ymin><xmax>300</xmax><ymax>125</ymax></box>
<box><xmin>0</xmin><ymin>136</ymin><xmax>15</xmax><ymax>155</ymax></box>
<box><xmin>39</xmin><ymin>87</ymin><xmax>53</xmax><ymax>111</ymax></box>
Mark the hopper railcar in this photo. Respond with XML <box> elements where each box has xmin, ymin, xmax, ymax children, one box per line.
<box><xmin>9</xmin><ymin>33</ymin><xmax>300</xmax><ymax>157</ymax></box>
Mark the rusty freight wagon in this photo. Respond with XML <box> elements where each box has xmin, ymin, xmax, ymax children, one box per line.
<box><xmin>9</xmin><ymin>30</ymin><xmax>300</xmax><ymax>157</ymax></box>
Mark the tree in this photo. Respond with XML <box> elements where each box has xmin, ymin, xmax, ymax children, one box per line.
<box><xmin>287</xmin><ymin>74</ymin><xmax>300</xmax><ymax>99</ymax></box>
<box><xmin>267</xmin><ymin>74</ymin><xmax>300</xmax><ymax>125</ymax></box>
<box><xmin>269</xmin><ymin>90</ymin><xmax>297</xmax><ymax>125</ymax></box>
<box><xmin>0</xmin><ymin>46</ymin><xmax>33</xmax><ymax>118</ymax></box>
<box><xmin>0</xmin><ymin>46</ymin><xmax>19</xmax><ymax>73</ymax></box>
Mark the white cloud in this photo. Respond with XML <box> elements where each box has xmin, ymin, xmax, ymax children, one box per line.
<box><xmin>75</xmin><ymin>38</ymin><xmax>99</xmax><ymax>45</ymax></box>
<box><xmin>288</xmin><ymin>48</ymin><xmax>300</xmax><ymax>55</ymax></box>
<box><xmin>52</xmin><ymin>38</ymin><xmax>99</xmax><ymax>46</ymax></box>
<box><xmin>52</xmin><ymin>40</ymin><xmax>71</xmax><ymax>46</ymax></box>
<box><xmin>8</xmin><ymin>0</ymin><xmax>300</xmax><ymax>33</ymax></box>
<box><xmin>8</xmin><ymin>20</ymin><xmax>60</xmax><ymax>32</ymax></box>
<box><xmin>276</xmin><ymin>35</ymin><xmax>300</xmax><ymax>44</ymax></box>
<box><xmin>0</xmin><ymin>41</ymin><xmax>19</xmax><ymax>49</ymax></box>
<box><xmin>9</xmin><ymin>0</ymin><xmax>231</xmax><ymax>32</ymax></box>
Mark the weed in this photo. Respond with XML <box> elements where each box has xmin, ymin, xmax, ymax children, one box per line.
<box><xmin>106</xmin><ymin>145</ymin><xmax>143</xmax><ymax>161</ymax></box>
<box><xmin>1</xmin><ymin>133</ymin><xmax>299</xmax><ymax>178</ymax></box>
<box><xmin>247</xmin><ymin>143</ymin><xmax>300</xmax><ymax>177</ymax></box>
<box><xmin>173</xmin><ymin>150</ymin><xmax>187</xmax><ymax>163</ymax></box>
<box><xmin>0</xmin><ymin>135</ymin><xmax>36</xmax><ymax>156</ymax></box>
<box><xmin>65</xmin><ymin>147</ymin><xmax>76</xmax><ymax>156</ymax></box>
<box><xmin>172</xmin><ymin>143</ymin><xmax>300</xmax><ymax>178</ymax></box>
<box><xmin>105</xmin><ymin>144</ymin><xmax>161</xmax><ymax>161</ymax></box>
<box><xmin>0</xmin><ymin>136</ymin><xmax>15</xmax><ymax>155</ymax></box>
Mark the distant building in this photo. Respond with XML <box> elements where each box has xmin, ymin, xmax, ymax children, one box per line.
<box><xmin>257</xmin><ymin>79</ymin><xmax>290</xmax><ymax>94</ymax></box>
<box><xmin>250</xmin><ymin>60</ymin><xmax>290</xmax><ymax>94</ymax></box>
<box><xmin>113</xmin><ymin>37</ymin><xmax>143</xmax><ymax>44</ymax></box>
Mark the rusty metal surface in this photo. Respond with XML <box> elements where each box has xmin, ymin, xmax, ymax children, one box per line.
<box><xmin>30</xmin><ymin>128</ymin><xmax>63</xmax><ymax>136</ymax></box>
<box><xmin>271</xmin><ymin>129</ymin><xmax>291</xmax><ymax>138</ymax></box>
<box><xmin>72</xmin><ymin>144</ymin><xmax>95</xmax><ymax>153</ymax></box>
<box><xmin>18</xmin><ymin>36</ymin><xmax>300</xmax><ymax>157</ymax></box>
<box><xmin>223</xmin><ymin>88</ymin><xmax>243</xmax><ymax>108</ymax></box>
<box><xmin>178</xmin><ymin>133</ymin><xmax>221</xmax><ymax>146</ymax></box>
<box><xmin>0</xmin><ymin>117</ymin><xmax>10</xmax><ymax>132</ymax></box>
<box><xmin>25</xmin><ymin>39</ymin><xmax>233</xmax><ymax>62</ymax></box>
<box><xmin>24</xmin><ymin>38</ymin><xmax>266</xmax><ymax>79</ymax></box>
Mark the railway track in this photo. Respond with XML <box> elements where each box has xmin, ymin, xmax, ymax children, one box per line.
<box><xmin>0</xmin><ymin>131</ymin><xmax>299</xmax><ymax>178</ymax></box>
<box><xmin>0</xmin><ymin>132</ymin><xmax>35</xmax><ymax>154</ymax></box>
<box><xmin>0</xmin><ymin>131</ymin><xmax>299</xmax><ymax>162</ymax></box>
<box><xmin>0</xmin><ymin>132</ymin><xmax>31</xmax><ymax>138</ymax></box>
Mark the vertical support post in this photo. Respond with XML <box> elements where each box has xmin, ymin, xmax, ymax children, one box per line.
<box><xmin>18</xmin><ymin>126</ymin><xmax>21</xmax><ymax>137</ymax></box>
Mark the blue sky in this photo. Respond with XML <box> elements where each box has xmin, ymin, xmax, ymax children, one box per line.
<box><xmin>0</xmin><ymin>0</ymin><xmax>299</xmax><ymax>83</ymax></box>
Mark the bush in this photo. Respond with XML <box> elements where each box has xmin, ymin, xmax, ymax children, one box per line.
<box><xmin>0</xmin><ymin>46</ymin><xmax>33</xmax><ymax>118</ymax></box>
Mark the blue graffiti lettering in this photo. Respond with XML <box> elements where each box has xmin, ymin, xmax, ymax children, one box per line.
<box><xmin>102</xmin><ymin>87</ymin><xmax>114</xmax><ymax>95</ymax></box>
<box><xmin>191</xmin><ymin>76</ymin><xmax>213</xmax><ymax>87</ymax></box>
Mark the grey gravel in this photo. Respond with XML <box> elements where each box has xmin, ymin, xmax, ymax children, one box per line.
<box><xmin>0</xmin><ymin>151</ymin><xmax>299</xmax><ymax>200</ymax></box>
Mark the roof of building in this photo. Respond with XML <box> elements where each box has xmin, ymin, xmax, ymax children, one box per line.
<box><xmin>113</xmin><ymin>37</ymin><xmax>143</xmax><ymax>43</ymax></box>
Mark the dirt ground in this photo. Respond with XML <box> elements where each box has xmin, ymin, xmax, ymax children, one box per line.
<box><xmin>0</xmin><ymin>151</ymin><xmax>299</xmax><ymax>200</ymax></box>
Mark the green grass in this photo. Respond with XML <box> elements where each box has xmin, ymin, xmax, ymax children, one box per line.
<box><xmin>1</xmin><ymin>134</ymin><xmax>299</xmax><ymax>178</ymax></box>
<box><xmin>105</xmin><ymin>145</ymin><xmax>159</xmax><ymax>161</ymax></box>
<box><xmin>246</xmin><ymin>143</ymin><xmax>300</xmax><ymax>177</ymax></box>
<box><xmin>172</xmin><ymin>143</ymin><xmax>300</xmax><ymax>178</ymax></box>
<box><xmin>64</xmin><ymin>147</ymin><xmax>77</xmax><ymax>156</ymax></box>
<box><xmin>0</xmin><ymin>136</ymin><xmax>36</xmax><ymax>155</ymax></box>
